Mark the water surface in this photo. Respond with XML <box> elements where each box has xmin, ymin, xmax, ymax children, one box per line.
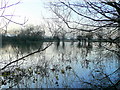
<box><xmin>0</xmin><ymin>42</ymin><xmax>120</xmax><ymax>89</ymax></box>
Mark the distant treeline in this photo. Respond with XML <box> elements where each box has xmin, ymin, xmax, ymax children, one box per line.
<box><xmin>2</xmin><ymin>25</ymin><xmax>120</xmax><ymax>43</ymax></box>
<box><xmin>2</xmin><ymin>35</ymin><xmax>70</xmax><ymax>43</ymax></box>
<box><xmin>2</xmin><ymin>34</ymin><xmax>120</xmax><ymax>43</ymax></box>
<box><xmin>2</xmin><ymin>35</ymin><xmax>44</xmax><ymax>42</ymax></box>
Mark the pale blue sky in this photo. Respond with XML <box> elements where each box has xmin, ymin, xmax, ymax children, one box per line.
<box><xmin>2</xmin><ymin>0</ymin><xmax>115</xmax><ymax>31</ymax></box>
<box><xmin>6</xmin><ymin>0</ymin><xmax>52</xmax><ymax>30</ymax></box>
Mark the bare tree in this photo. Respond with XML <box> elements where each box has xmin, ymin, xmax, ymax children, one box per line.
<box><xmin>0</xmin><ymin>0</ymin><xmax>28</xmax><ymax>35</ymax></box>
<box><xmin>0</xmin><ymin>0</ymin><xmax>52</xmax><ymax>71</ymax></box>
<box><xmin>49</xmin><ymin>0</ymin><xmax>120</xmax><ymax>40</ymax></box>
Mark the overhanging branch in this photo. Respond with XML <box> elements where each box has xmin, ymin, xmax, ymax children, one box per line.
<box><xmin>0</xmin><ymin>43</ymin><xmax>53</xmax><ymax>71</ymax></box>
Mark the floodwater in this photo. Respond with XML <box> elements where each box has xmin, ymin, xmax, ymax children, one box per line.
<box><xmin>0</xmin><ymin>41</ymin><xmax>120</xmax><ymax>89</ymax></box>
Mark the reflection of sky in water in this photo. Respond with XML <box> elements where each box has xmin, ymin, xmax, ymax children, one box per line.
<box><xmin>0</xmin><ymin>42</ymin><xmax>120</xmax><ymax>88</ymax></box>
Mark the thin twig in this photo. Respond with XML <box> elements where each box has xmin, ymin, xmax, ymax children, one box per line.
<box><xmin>0</xmin><ymin>43</ymin><xmax>53</xmax><ymax>71</ymax></box>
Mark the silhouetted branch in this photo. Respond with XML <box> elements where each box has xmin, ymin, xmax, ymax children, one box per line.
<box><xmin>3</xmin><ymin>16</ymin><xmax>28</xmax><ymax>26</ymax></box>
<box><xmin>0</xmin><ymin>0</ymin><xmax>28</xmax><ymax>33</ymax></box>
<box><xmin>0</xmin><ymin>43</ymin><xmax>53</xmax><ymax>71</ymax></box>
<box><xmin>0</xmin><ymin>1</ymin><xmax>21</xmax><ymax>9</ymax></box>
<box><xmin>49</xmin><ymin>0</ymin><xmax>120</xmax><ymax>34</ymax></box>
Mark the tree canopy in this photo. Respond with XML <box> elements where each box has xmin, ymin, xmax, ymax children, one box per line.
<box><xmin>49</xmin><ymin>0</ymin><xmax>120</xmax><ymax>39</ymax></box>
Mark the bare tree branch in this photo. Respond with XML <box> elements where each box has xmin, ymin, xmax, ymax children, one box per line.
<box><xmin>49</xmin><ymin>0</ymin><xmax>120</xmax><ymax>35</ymax></box>
<box><xmin>0</xmin><ymin>43</ymin><xmax>53</xmax><ymax>71</ymax></box>
<box><xmin>0</xmin><ymin>1</ymin><xmax>21</xmax><ymax>9</ymax></box>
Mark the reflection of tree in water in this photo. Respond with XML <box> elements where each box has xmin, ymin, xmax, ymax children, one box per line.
<box><xmin>54</xmin><ymin>41</ymin><xmax>65</xmax><ymax>50</ymax></box>
<box><xmin>0</xmin><ymin>42</ymin><xmax>120</xmax><ymax>89</ymax></box>
<box><xmin>0</xmin><ymin>59</ymin><xmax>119</xmax><ymax>89</ymax></box>
<box><xmin>2</xmin><ymin>41</ymin><xmax>43</xmax><ymax>53</ymax></box>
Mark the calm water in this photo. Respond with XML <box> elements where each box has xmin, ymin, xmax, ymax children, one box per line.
<box><xmin>0</xmin><ymin>42</ymin><xmax>120</xmax><ymax>89</ymax></box>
